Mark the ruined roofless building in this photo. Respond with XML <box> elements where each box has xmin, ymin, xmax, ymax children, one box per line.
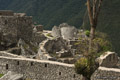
<box><xmin>0</xmin><ymin>10</ymin><xmax>33</xmax><ymax>42</ymax></box>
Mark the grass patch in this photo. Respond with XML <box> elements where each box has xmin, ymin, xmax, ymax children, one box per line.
<box><xmin>46</xmin><ymin>33</ymin><xmax>53</xmax><ymax>37</ymax></box>
<box><xmin>0</xmin><ymin>74</ymin><xmax>4</xmax><ymax>78</ymax></box>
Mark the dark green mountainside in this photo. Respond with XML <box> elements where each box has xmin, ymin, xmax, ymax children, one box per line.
<box><xmin>0</xmin><ymin>0</ymin><xmax>86</xmax><ymax>29</ymax></box>
<box><xmin>0</xmin><ymin>0</ymin><xmax>120</xmax><ymax>55</ymax></box>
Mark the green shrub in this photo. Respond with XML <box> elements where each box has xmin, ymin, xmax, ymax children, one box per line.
<box><xmin>75</xmin><ymin>57</ymin><xmax>98</xmax><ymax>80</ymax></box>
<box><xmin>85</xmin><ymin>30</ymin><xmax>90</xmax><ymax>37</ymax></box>
<box><xmin>75</xmin><ymin>31</ymin><xmax>112</xmax><ymax>57</ymax></box>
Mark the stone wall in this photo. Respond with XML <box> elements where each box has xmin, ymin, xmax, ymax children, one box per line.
<box><xmin>0</xmin><ymin>51</ymin><xmax>24</xmax><ymax>58</ymax></box>
<box><xmin>51</xmin><ymin>23</ymin><xmax>78</xmax><ymax>40</ymax></box>
<box><xmin>0</xmin><ymin>56</ymin><xmax>82</xmax><ymax>80</ymax></box>
<box><xmin>96</xmin><ymin>51</ymin><xmax>118</xmax><ymax>68</ymax></box>
<box><xmin>91</xmin><ymin>67</ymin><xmax>120</xmax><ymax>80</ymax></box>
<box><xmin>0</xmin><ymin>10</ymin><xmax>14</xmax><ymax>16</ymax></box>
<box><xmin>0</xmin><ymin>15</ymin><xmax>33</xmax><ymax>43</ymax></box>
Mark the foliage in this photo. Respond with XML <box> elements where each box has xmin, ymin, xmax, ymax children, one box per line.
<box><xmin>85</xmin><ymin>30</ymin><xmax>90</xmax><ymax>37</ymax></box>
<box><xmin>75</xmin><ymin>31</ymin><xmax>112</xmax><ymax>57</ymax></box>
<box><xmin>75</xmin><ymin>56</ymin><xmax>98</xmax><ymax>80</ymax></box>
<box><xmin>74</xmin><ymin>31</ymin><xmax>111</xmax><ymax>79</ymax></box>
<box><xmin>0</xmin><ymin>74</ymin><xmax>4</xmax><ymax>78</ymax></box>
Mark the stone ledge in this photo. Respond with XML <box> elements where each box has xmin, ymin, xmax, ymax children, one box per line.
<box><xmin>99</xmin><ymin>67</ymin><xmax>120</xmax><ymax>72</ymax></box>
<box><xmin>0</xmin><ymin>56</ymin><xmax>74</xmax><ymax>67</ymax></box>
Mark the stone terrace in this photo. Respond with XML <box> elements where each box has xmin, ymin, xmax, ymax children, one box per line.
<box><xmin>0</xmin><ymin>52</ymin><xmax>83</xmax><ymax>80</ymax></box>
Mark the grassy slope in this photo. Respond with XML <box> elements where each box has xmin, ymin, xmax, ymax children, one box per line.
<box><xmin>0</xmin><ymin>0</ymin><xmax>120</xmax><ymax>55</ymax></box>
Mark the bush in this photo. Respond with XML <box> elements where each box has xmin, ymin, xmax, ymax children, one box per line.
<box><xmin>85</xmin><ymin>30</ymin><xmax>90</xmax><ymax>37</ymax></box>
<box><xmin>75</xmin><ymin>31</ymin><xmax>112</xmax><ymax>57</ymax></box>
<box><xmin>75</xmin><ymin>57</ymin><xmax>98</xmax><ymax>80</ymax></box>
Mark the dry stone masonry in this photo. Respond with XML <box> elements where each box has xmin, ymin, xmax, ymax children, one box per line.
<box><xmin>0</xmin><ymin>10</ymin><xmax>33</xmax><ymax>43</ymax></box>
<box><xmin>0</xmin><ymin>52</ymin><xmax>83</xmax><ymax>80</ymax></box>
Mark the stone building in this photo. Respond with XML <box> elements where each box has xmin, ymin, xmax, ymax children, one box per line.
<box><xmin>51</xmin><ymin>23</ymin><xmax>78</xmax><ymax>40</ymax></box>
<box><xmin>0</xmin><ymin>10</ymin><xmax>33</xmax><ymax>43</ymax></box>
<box><xmin>52</xmin><ymin>26</ymin><xmax>61</xmax><ymax>38</ymax></box>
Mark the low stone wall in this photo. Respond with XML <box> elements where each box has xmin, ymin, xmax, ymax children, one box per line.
<box><xmin>0</xmin><ymin>56</ymin><xmax>82</xmax><ymax>80</ymax></box>
<box><xmin>91</xmin><ymin>67</ymin><xmax>120</xmax><ymax>80</ymax></box>
<box><xmin>0</xmin><ymin>51</ymin><xmax>24</xmax><ymax>58</ymax></box>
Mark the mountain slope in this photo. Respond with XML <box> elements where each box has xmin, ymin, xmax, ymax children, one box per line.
<box><xmin>0</xmin><ymin>0</ymin><xmax>86</xmax><ymax>29</ymax></box>
<box><xmin>84</xmin><ymin>0</ymin><xmax>120</xmax><ymax>55</ymax></box>
<box><xmin>0</xmin><ymin>0</ymin><xmax>120</xmax><ymax>55</ymax></box>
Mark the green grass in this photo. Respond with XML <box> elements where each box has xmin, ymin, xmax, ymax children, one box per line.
<box><xmin>46</xmin><ymin>33</ymin><xmax>53</xmax><ymax>37</ymax></box>
<box><xmin>0</xmin><ymin>74</ymin><xmax>4</xmax><ymax>78</ymax></box>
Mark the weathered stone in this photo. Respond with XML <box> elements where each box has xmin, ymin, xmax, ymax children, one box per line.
<box><xmin>61</xmin><ymin>26</ymin><xmax>78</xmax><ymax>40</ymax></box>
<box><xmin>96</xmin><ymin>51</ymin><xmax>118</xmax><ymax>68</ymax></box>
<box><xmin>0</xmin><ymin>10</ymin><xmax>14</xmax><ymax>16</ymax></box>
<box><xmin>32</xmin><ymin>32</ymin><xmax>46</xmax><ymax>43</ymax></box>
<box><xmin>6</xmin><ymin>47</ymin><xmax>21</xmax><ymax>55</ymax></box>
<box><xmin>91</xmin><ymin>67</ymin><xmax>120</xmax><ymax>80</ymax></box>
<box><xmin>17</xmin><ymin>39</ymin><xmax>37</xmax><ymax>57</ymax></box>
<box><xmin>51</xmin><ymin>26</ymin><xmax>61</xmax><ymax>38</ymax></box>
<box><xmin>43</xmin><ymin>37</ymin><xmax>67</xmax><ymax>54</ymax></box>
<box><xmin>57</xmin><ymin>50</ymin><xmax>73</xmax><ymax>58</ymax></box>
<box><xmin>36</xmin><ymin>25</ymin><xmax>43</xmax><ymax>32</ymax></box>
<box><xmin>59</xmin><ymin>23</ymin><xmax>69</xmax><ymax>28</ymax></box>
<box><xmin>0</xmin><ymin>11</ymin><xmax>33</xmax><ymax>43</ymax></box>
<box><xmin>58</xmin><ymin>58</ymin><xmax>76</xmax><ymax>64</ymax></box>
<box><xmin>51</xmin><ymin>23</ymin><xmax>78</xmax><ymax>40</ymax></box>
<box><xmin>0</xmin><ymin>55</ymin><xmax>82</xmax><ymax>80</ymax></box>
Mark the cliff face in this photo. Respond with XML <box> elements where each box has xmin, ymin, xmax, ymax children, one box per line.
<box><xmin>0</xmin><ymin>0</ymin><xmax>120</xmax><ymax>55</ymax></box>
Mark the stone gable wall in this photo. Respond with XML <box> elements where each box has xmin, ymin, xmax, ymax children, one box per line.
<box><xmin>0</xmin><ymin>16</ymin><xmax>33</xmax><ymax>42</ymax></box>
<box><xmin>0</xmin><ymin>56</ymin><xmax>82</xmax><ymax>80</ymax></box>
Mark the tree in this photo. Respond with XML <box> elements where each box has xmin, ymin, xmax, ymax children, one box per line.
<box><xmin>87</xmin><ymin>0</ymin><xmax>103</xmax><ymax>53</ymax></box>
<box><xmin>74</xmin><ymin>1</ymin><xmax>104</xmax><ymax>80</ymax></box>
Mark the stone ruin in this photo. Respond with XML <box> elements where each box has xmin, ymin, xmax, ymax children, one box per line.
<box><xmin>52</xmin><ymin>23</ymin><xmax>78</xmax><ymax>40</ymax></box>
<box><xmin>0</xmin><ymin>10</ymin><xmax>47</xmax><ymax>59</ymax></box>
<box><xmin>96</xmin><ymin>51</ymin><xmax>118</xmax><ymax>68</ymax></box>
<box><xmin>0</xmin><ymin>10</ymin><xmax>33</xmax><ymax>43</ymax></box>
<box><xmin>0</xmin><ymin>10</ymin><xmax>120</xmax><ymax>80</ymax></box>
<box><xmin>91</xmin><ymin>51</ymin><xmax>120</xmax><ymax>80</ymax></box>
<box><xmin>0</xmin><ymin>10</ymin><xmax>14</xmax><ymax>16</ymax></box>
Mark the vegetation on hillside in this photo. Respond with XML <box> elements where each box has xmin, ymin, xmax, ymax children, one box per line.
<box><xmin>75</xmin><ymin>31</ymin><xmax>112</xmax><ymax>80</ymax></box>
